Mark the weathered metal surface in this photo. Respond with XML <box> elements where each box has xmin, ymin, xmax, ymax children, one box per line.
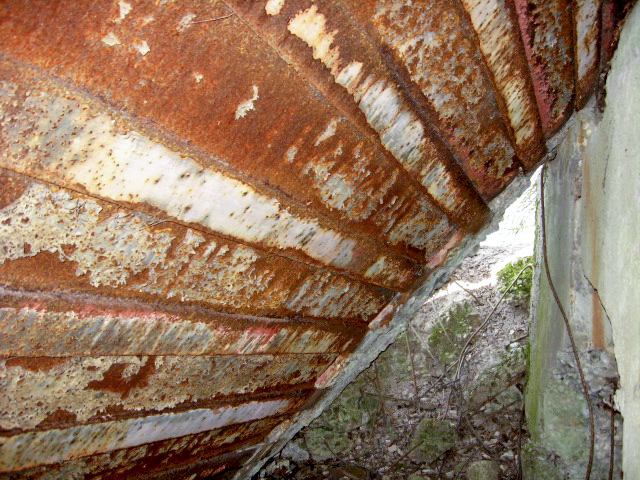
<box><xmin>1</xmin><ymin>354</ymin><xmax>332</xmax><ymax>431</ymax></box>
<box><xmin>459</xmin><ymin>0</ymin><xmax>546</xmax><ymax>167</ymax></box>
<box><xmin>0</xmin><ymin>0</ymin><xmax>623</xmax><ymax>477</ymax></box>
<box><xmin>226</xmin><ymin>0</ymin><xmax>491</xmax><ymax>230</ymax></box>
<box><xmin>0</xmin><ymin>393</ymin><xmax>307</xmax><ymax>472</ymax></box>
<box><xmin>0</xmin><ymin>0</ymin><xmax>459</xmax><ymax>268</ymax></box>
<box><xmin>0</xmin><ymin>290</ymin><xmax>364</xmax><ymax>357</ymax></box>
<box><xmin>0</xmin><ymin>420</ymin><xmax>273</xmax><ymax>478</ymax></box>
<box><xmin>360</xmin><ymin>0</ymin><xmax>519</xmax><ymax>197</ymax></box>
<box><xmin>0</xmin><ymin>170</ymin><xmax>393</xmax><ymax>320</ymax></box>
<box><xmin>0</xmin><ymin>69</ymin><xmax>423</xmax><ymax>293</ymax></box>
<box><xmin>574</xmin><ymin>0</ymin><xmax>603</xmax><ymax>107</ymax></box>
<box><xmin>514</xmin><ymin>0</ymin><xmax>575</xmax><ymax>135</ymax></box>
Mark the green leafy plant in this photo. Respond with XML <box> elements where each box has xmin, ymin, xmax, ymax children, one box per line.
<box><xmin>497</xmin><ymin>256</ymin><xmax>534</xmax><ymax>305</ymax></box>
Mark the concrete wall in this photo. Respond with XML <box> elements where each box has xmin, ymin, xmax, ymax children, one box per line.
<box><xmin>526</xmin><ymin>3</ymin><xmax>640</xmax><ymax>477</ymax></box>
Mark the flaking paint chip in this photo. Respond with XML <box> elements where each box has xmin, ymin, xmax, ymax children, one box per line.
<box><xmin>134</xmin><ymin>41</ymin><xmax>150</xmax><ymax>56</ymax></box>
<box><xmin>117</xmin><ymin>0</ymin><xmax>132</xmax><ymax>22</ymax></box>
<box><xmin>101</xmin><ymin>32</ymin><xmax>121</xmax><ymax>47</ymax></box>
<box><xmin>235</xmin><ymin>86</ymin><xmax>259</xmax><ymax>119</ymax></box>
<box><xmin>265</xmin><ymin>0</ymin><xmax>285</xmax><ymax>16</ymax></box>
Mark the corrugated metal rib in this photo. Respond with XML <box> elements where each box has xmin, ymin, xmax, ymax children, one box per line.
<box><xmin>514</xmin><ymin>0</ymin><xmax>575</xmax><ymax>135</ymax></box>
<box><xmin>351</xmin><ymin>0</ymin><xmax>520</xmax><ymax>198</ymax></box>
<box><xmin>0</xmin><ymin>290</ymin><xmax>364</xmax><ymax>357</ymax></box>
<box><xmin>226</xmin><ymin>0</ymin><xmax>491</xmax><ymax>231</ymax></box>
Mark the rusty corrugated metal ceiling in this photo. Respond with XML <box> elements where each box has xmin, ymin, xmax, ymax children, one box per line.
<box><xmin>0</xmin><ymin>0</ymin><xmax>625</xmax><ymax>477</ymax></box>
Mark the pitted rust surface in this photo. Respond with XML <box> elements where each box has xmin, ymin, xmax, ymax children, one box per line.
<box><xmin>514</xmin><ymin>0</ymin><xmax>575</xmax><ymax>135</ymax></box>
<box><xmin>0</xmin><ymin>420</ymin><xmax>276</xmax><ymax>479</ymax></box>
<box><xmin>0</xmin><ymin>68</ymin><xmax>423</xmax><ymax>292</ymax></box>
<box><xmin>0</xmin><ymin>170</ymin><xmax>393</xmax><ymax>320</ymax></box>
<box><xmin>0</xmin><ymin>394</ymin><xmax>307</xmax><ymax>471</ymax></box>
<box><xmin>459</xmin><ymin>0</ymin><xmax>546</xmax><ymax>168</ymax></box>
<box><xmin>0</xmin><ymin>354</ymin><xmax>333</xmax><ymax>431</ymax></box>
<box><xmin>0</xmin><ymin>290</ymin><xmax>365</xmax><ymax>357</ymax></box>
<box><xmin>0</xmin><ymin>0</ymin><xmax>623</xmax><ymax>476</ymax></box>
<box><xmin>0</xmin><ymin>1</ymin><xmax>458</xmax><ymax>266</ymax></box>
<box><xmin>225</xmin><ymin>0</ymin><xmax>491</xmax><ymax>231</ymax></box>
<box><xmin>362</xmin><ymin>0</ymin><xmax>519</xmax><ymax>197</ymax></box>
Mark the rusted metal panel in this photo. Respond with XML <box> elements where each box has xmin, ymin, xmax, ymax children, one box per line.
<box><xmin>0</xmin><ymin>354</ymin><xmax>333</xmax><ymax>432</ymax></box>
<box><xmin>514</xmin><ymin>0</ymin><xmax>575</xmax><ymax>135</ymax></box>
<box><xmin>360</xmin><ymin>0</ymin><xmax>519</xmax><ymax>197</ymax></box>
<box><xmin>225</xmin><ymin>0</ymin><xmax>491</xmax><ymax>231</ymax></box>
<box><xmin>0</xmin><ymin>0</ymin><xmax>457</xmax><ymax>268</ymax></box>
<box><xmin>0</xmin><ymin>68</ymin><xmax>421</xmax><ymax>293</ymax></box>
<box><xmin>459</xmin><ymin>0</ymin><xmax>546</xmax><ymax>168</ymax></box>
<box><xmin>0</xmin><ymin>420</ymin><xmax>275</xmax><ymax>479</ymax></box>
<box><xmin>574</xmin><ymin>0</ymin><xmax>603</xmax><ymax>108</ymax></box>
<box><xmin>0</xmin><ymin>170</ymin><xmax>394</xmax><ymax>321</ymax></box>
<box><xmin>0</xmin><ymin>289</ymin><xmax>364</xmax><ymax>357</ymax></box>
<box><xmin>0</xmin><ymin>394</ymin><xmax>306</xmax><ymax>472</ymax></box>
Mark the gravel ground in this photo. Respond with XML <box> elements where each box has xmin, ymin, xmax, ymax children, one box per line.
<box><xmin>257</xmin><ymin>177</ymin><xmax>539</xmax><ymax>480</ymax></box>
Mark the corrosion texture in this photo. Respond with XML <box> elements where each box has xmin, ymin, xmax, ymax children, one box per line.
<box><xmin>574</xmin><ymin>0</ymin><xmax>603</xmax><ymax>107</ymax></box>
<box><xmin>363</xmin><ymin>0</ymin><xmax>519</xmax><ymax>197</ymax></box>
<box><xmin>458</xmin><ymin>0</ymin><xmax>546</xmax><ymax>167</ymax></box>
<box><xmin>0</xmin><ymin>0</ymin><xmax>458</xmax><ymax>270</ymax></box>
<box><xmin>226</xmin><ymin>0</ymin><xmax>491</xmax><ymax>231</ymax></box>
<box><xmin>514</xmin><ymin>0</ymin><xmax>575</xmax><ymax>135</ymax></box>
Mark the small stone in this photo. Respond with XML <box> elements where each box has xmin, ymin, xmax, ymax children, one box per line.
<box><xmin>388</xmin><ymin>444</ymin><xmax>398</xmax><ymax>453</ymax></box>
<box><xmin>281</xmin><ymin>440</ymin><xmax>309</xmax><ymax>463</ymax></box>
<box><xmin>467</xmin><ymin>460</ymin><xmax>500</xmax><ymax>480</ymax></box>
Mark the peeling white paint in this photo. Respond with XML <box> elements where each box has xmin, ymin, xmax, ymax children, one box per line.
<box><xmin>0</xmin><ymin>305</ymin><xmax>348</xmax><ymax>357</ymax></box>
<box><xmin>314</xmin><ymin>119</ymin><xmax>338</xmax><ymax>146</ymax></box>
<box><xmin>134</xmin><ymin>40</ymin><xmax>150</xmax><ymax>56</ymax></box>
<box><xmin>459</xmin><ymin>0</ymin><xmax>540</xmax><ymax>149</ymax></box>
<box><xmin>117</xmin><ymin>0</ymin><xmax>132</xmax><ymax>22</ymax></box>
<box><xmin>0</xmin><ymin>84</ymin><xmax>411</xmax><ymax>289</ymax></box>
<box><xmin>287</xmin><ymin>4</ymin><xmax>480</xmax><ymax>221</ymax></box>
<box><xmin>575</xmin><ymin>0</ymin><xmax>600</xmax><ymax>80</ymax></box>
<box><xmin>285</xmin><ymin>145</ymin><xmax>298</xmax><ymax>163</ymax></box>
<box><xmin>177</xmin><ymin>13</ymin><xmax>196</xmax><ymax>32</ymax></box>
<box><xmin>101</xmin><ymin>32</ymin><xmax>121</xmax><ymax>47</ymax></box>
<box><xmin>288</xmin><ymin>6</ymin><xmax>341</xmax><ymax>75</ymax></box>
<box><xmin>0</xmin><ymin>399</ymin><xmax>294</xmax><ymax>471</ymax></box>
<box><xmin>0</xmin><ymin>354</ymin><xmax>332</xmax><ymax>430</ymax></box>
<box><xmin>235</xmin><ymin>85</ymin><xmax>259</xmax><ymax>119</ymax></box>
<box><xmin>265</xmin><ymin>0</ymin><xmax>285</xmax><ymax>16</ymax></box>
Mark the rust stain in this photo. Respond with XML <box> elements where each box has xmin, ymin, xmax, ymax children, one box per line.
<box><xmin>366</xmin><ymin>0</ymin><xmax>519</xmax><ymax>197</ymax></box>
<box><xmin>574</xmin><ymin>0</ymin><xmax>603</xmax><ymax>108</ymax></box>
<box><xmin>514</xmin><ymin>0</ymin><xmax>575</xmax><ymax>135</ymax></box>
<box><xmin>86</xmin><ymin>356</ymin><xmax>156</xmax><ymax>398</ymax></box>
<box><xmin>4</xmin><ymin>357</ymin><xmax>68</xmax><ymax>374</ymax></box>
<box><xmin>0</xmin><ymin>0</ymin><xmax>457</xmax><ymax>269</ymax></box>
<box><xmin>458</xmin><ymin>0</ymin><xmax>546</xmax><ymax>167</ymax></box>
<box><xmin>0</xmin><ymin>290</ymin><xmax>365</xmax><ymax>357</ymax></box>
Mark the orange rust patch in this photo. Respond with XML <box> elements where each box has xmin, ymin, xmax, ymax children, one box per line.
<box><xmin>86</xmin><ymin>356</ymin><xmax>156</xmax><ymax>398</ymax></box>
<box><xmin>5</xmin><ymin>356</ymin><xmax>69</xmax><ymax>373</ymax></box>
